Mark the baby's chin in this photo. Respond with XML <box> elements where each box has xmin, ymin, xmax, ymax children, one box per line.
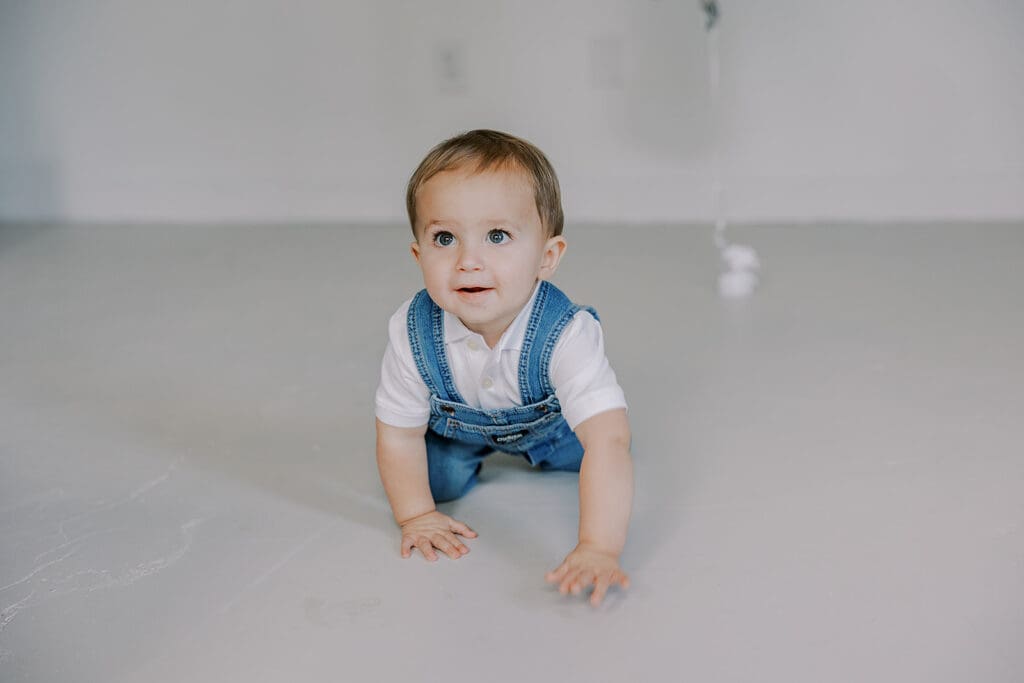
<box><xmin>449</xmin><ymin>306</ymin><xmax>516</xmax><ymax>335</ymax></box>
<box><xmin>451</xmin><ymin>310</ymin><xmax>499</xmax><ymax>328</ymax></box>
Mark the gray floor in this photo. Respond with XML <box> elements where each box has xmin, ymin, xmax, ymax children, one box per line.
<box><xmin>1</xmin><ymin>222</ymin><xmax>1022</xmax><ymax>682</ymax></box>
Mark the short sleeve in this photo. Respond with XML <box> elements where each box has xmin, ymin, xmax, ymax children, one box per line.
<box><xmin>548</xmin><ymin>311</ymin><xmax>628</xmax><ymax>430</ymax></box>
<box><xmin>374</xmin><ymin>299</ymin><xmax>431</xmax><ymax>428</ymax></box>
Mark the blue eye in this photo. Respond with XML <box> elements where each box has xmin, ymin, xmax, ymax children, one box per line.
<box><xmin>433</xmin><ymin>231</ymin><xmax>455</xmax><ymax>247</ymax></box>
<box><xmin>487</xmin><ymin>229</ymin><xmax>511</xmax><ymax>245</ymax></box>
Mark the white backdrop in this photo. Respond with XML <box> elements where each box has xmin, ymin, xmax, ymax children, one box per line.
<box><xmin>1</xmin><ymin>0</ymin><xmax>1022</xmax><ymax>224</ymax></box>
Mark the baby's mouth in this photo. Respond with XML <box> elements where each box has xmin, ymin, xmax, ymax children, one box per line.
<box><xmin>457</xmin><ymin>287</ymin><xmax>491</xmax><ymax>293</ymax></box>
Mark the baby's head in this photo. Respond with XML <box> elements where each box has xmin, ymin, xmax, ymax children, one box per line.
<box><xmin>406</xmin><ymin>129</ymin><xmax>563</xmax><ymax>240</ymax></box>
<box><xmin>405</xmin><ymin>130</ymin><xmax>568</xmax><ymax>345</ymax></box>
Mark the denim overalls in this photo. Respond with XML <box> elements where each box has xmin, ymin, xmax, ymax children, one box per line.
<box><xmin>408</xmin><ymin>281</ymin><xmax>598</xmax><ymax>502</ymax></box>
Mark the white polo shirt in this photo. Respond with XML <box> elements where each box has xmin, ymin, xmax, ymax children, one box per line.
<box><xmin>375</xmin><ymin>284</ymin><xmax>627</xmax><ymax>430</ymax></box>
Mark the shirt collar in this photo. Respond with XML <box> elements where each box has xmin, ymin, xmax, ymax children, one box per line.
<box><xmin>443</xmin><ymin>281</ymin><xmax>542</xmax><ymax>352</ymax></box>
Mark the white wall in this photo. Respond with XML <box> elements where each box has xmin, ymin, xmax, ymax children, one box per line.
<box><xmin>1</xmin><ymin>0</ymin><xmax>1022</xmax><ymax>224</ymax></box>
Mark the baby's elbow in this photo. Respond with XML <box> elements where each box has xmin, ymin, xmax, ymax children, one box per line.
<box><xmin>577</xmin><ymin>409</ymin><xmax>631</xmax><ymax>453</ymax></box>
<box><xmin>605</xmin><ymin>409</ymin><xmax>631</xmax><ymax>451</ymax></box>
<box><xmin>376</xmin><ymin>419</ymin><xmax>427</xmax><ymax>453</ymax></box>
<box><xmin>609</xmin><ymin>425</ymin><xmax>631</xmax><ymax>454</ymax></box>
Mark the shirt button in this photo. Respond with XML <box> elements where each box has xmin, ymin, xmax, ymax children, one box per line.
<box><xmin>467</xmin><ymin>339</ymin><xmax>480</xmax><ymax>351</ymax></box>
<box><xmin>482</xmin><ymin>377</ymin><xmax>494</xmax><ymax>389</ymax></box>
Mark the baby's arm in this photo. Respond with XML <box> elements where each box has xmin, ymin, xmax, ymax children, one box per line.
<box><xmin>375</xmin><ymin>419</ymin><xmax>477</xmax><ymax>561</ymax></box>
<box><xmin>545</xmin><ymin>408</ymin><xmax>633</xmax><ymax>606</ymax></box>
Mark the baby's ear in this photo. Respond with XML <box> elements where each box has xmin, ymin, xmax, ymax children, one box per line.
<box><xmin>540</xmin><ymin>235</ymin><xmax>567</xmax><ymax>278</ymax></box>
<box><xmin>410</xmin><ymin>240</ymin><xmax>421</xmax><ymax>264</ymax></box>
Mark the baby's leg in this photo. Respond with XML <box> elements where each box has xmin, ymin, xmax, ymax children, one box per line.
<box><xmin>531</xmin><ymin>420</ymin><xmax>585</xmax><ymax>473</ymax></box>
<box><xmin>425</xmin><ymin>430</ymin><xmax>492</xmax><ymax>502</ymax></box>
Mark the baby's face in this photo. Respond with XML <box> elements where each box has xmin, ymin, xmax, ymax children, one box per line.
<box><xmin>411</xmin><ymin>165</ymin><xmax>566</xmax><ymax>346</ymax></box>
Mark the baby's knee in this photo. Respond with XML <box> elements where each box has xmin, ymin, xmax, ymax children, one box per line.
<box><xmin>428</xmin><ymin>464</ymin><xmax>480</xmax><ymax>503</ymax></box>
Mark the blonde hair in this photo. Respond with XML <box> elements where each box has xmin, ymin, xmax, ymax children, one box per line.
<box><xmin>406</xmin><ymin>129</ymin><xmax>564</xmax><ymax>237</ymax></box>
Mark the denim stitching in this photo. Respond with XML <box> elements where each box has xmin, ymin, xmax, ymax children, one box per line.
<box><xmin>519</xmin><ymin>283</ymin><xmax>597</xmax><ymax>404</ymax></box>
<box><xmin>429</xmin><ymin>299</ymin><xmax>465</xmax><ymax>403</ymax></box>
<box><xmin>442</xmin><ymin>414</ymin><xmax>563</xmax><ymax>454</ymax></box>
<box><xmin>429</xmin><ymin>393</ymin><xmax>559</xmax><ymax>427</ymax></box>
<box><xmin>538</xmin><ymin>305</ymin><xmax>599</xmax><ymax>397</ymax></box>
<box><xmin>408</xmin><ymin>290</ymin><xmax>443</xmax><ymax>397</ymax></box>
<box><xmin>448</xmin><ymin>412</ymin><xmax>560</xmax><ymax>436</ymax></box>
<box><xmin>517</xmin><ymin>281</ymin><xmax>549</xmax><ymax>405</ymax></box>
<box><xmin>520</xmin><ymin>281</ymin><xmax>570</xmax><ymax>404</ymax></box>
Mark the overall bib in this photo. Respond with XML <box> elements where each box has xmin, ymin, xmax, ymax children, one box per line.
<box><xmin>408</xmin><ymin>281</ymin><xmax>598</xmax><ymax>502</ymax></box>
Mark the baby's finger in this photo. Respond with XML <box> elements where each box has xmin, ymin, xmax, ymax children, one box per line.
<box><xmin>590</xmin><ymin>574</ymin><xmax>613</xmax><ymax>607</ymax></box>
<box><xmin>559</xmin><ymin>570</ymin><xmax>580</xmax><ymax>595</ymax></box>
<box><xmin>414</xmin><ymin>538</ymin><xmax>438</xmax><ymax>562</ymax></box>
<box><xmin>545</xmin><ymin>563</ymin><xmax>569</xmax><ymax>583</ymax></box>
<box><xmin>448</xmin><ymin>519</ymin><xmax>478</xmax><ymax>538</ymax></box>
<box><xmin>444</xmin><ymin>533</ymin><xmax>470</xmax><ymax>556</ymax></box>
<box><xmin>432</xmin><ymin>534</ymin><xmax>464</xmax><ymax>560</ymax></box>
<box><xmin>614</xmin><ymin>570</ymin><xmax>631</xmax><ymax>589</ymax></box>
<box><xmin>571</xmin><ymin>570</ymin><xmax>596</xmax><ymax>595</ymax></box>
<box><xmin>400</xmin><ymin>535</ymin><xmax>416</xmax><ymax>559</ymax></box>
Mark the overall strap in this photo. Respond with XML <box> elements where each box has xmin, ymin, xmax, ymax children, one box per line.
<box><xmin>406</xmin><ymin>290</ymin><xmax>465</xmax><ymax>403</ymax></box>
<box><xmin>517</xmin><ymin>281</ymin><xmax>599</xmax><ymax>405</ymax></box>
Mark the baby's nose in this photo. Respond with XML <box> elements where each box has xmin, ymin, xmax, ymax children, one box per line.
<box><xmin>456</xmin><ymin>246</ymin><xmax>483</xmax><ymax>271</ymax></box>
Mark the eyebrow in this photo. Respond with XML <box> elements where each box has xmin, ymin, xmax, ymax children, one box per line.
<box><xmin>425</xmin><ymin>220</ymin><xmax>456</xmax><ymax>230</ymax></box>
<box><xmin>425</xmin><ymin>219</ymin><xmax>518</xmax><ymax>230</ymax></box>
<box><xmin>482</xmin><ymin>219</ymin><xmax>517</xmax><ymax>229</ymax></box>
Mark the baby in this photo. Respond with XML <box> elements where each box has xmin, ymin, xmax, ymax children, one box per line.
<box><xmin>375</xmin><ymin>129</ymin><xmax>633</xmax><ymax>606</ymax></box>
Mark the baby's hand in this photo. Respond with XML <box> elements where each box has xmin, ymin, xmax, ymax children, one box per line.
<box><xmin>545</xmin><ymin>543</ymin><xmax>630</xmax><ymax>607</ymax></box>
<box><xmin>399</xmin><ymin>510</ymin><xmax>477</xmax><ymax>561</ymax></box>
